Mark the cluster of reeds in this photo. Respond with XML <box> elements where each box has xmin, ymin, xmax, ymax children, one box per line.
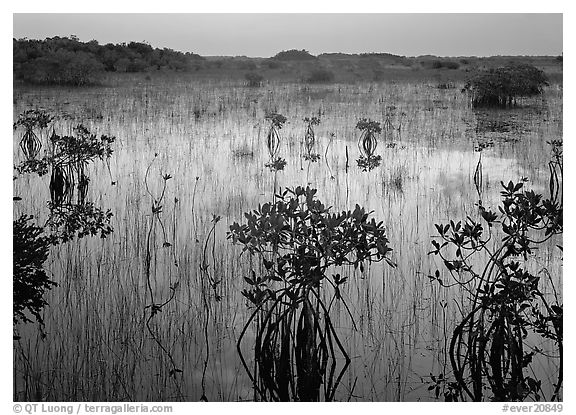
<box><xmin>198</xmin><ymin>213</ymin><xmax>222</xmax><ymax>401</ymax></box>
<box><xmin>428</xmin><ymin>141</ymin><xmax>563</xmax><ymax>401</ymax></box>
<box><xmin>381</xmin><ymin>105</ymin><xmax>407</xmax><ymax>140</ymax></box>
<box><xmin>228</xmin><ymin>186</ymin><xmax>395</xmax><ymax>401</ymax></box>
<box><xmin>383</xmin><ymin>106</ymin><xmax>395</xmax><ymax>134</ymax></box>
<box><xmin>142</xmin><ymin>156</ymin><xmax>184</xmax><ymax>398</ymax></box>
<box><xmin>245</xmin><ymin>72</ymin><xmax>264</xmax><ymax>87</ymax></box>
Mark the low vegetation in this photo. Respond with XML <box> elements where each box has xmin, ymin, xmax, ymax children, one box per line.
<box><xmin>306</xmin><ymin>68</ymin><xmax>335</xmax><ymax>83</ymax></box>
<box><xmin>245</xmin><ymin>72</ymin><xmax>264</xmax><ymax>87</ymax></box>
<box><xmin>463</xmin><ymin>64</ymin><xmax>549</xmax><ymax>108</ymax></box>
<box><xmin>13</xmin><ymin>36</ymin><xmax>204</xmax><ymax>85</ymax></box>
<box><xmin>424</xmin><ymin>59</ymin><xmax>461</xmax><ymax>70</ymax></box>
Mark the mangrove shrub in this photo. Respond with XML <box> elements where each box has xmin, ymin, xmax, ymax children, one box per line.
<box><xmin>463</xmin><ymin>64</ymin><xmax>549</xmax><ymax>108</ymax></box>
<box><xmin>228</xmin><ymin>186</ymin><xmax>394</xmax><ymax>401</ymax></box>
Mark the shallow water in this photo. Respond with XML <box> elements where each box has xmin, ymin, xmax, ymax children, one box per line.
<box><xmin>13</xmin><ymin>78</ymin><xmax>562</xmax><ymax>401</ymax></box>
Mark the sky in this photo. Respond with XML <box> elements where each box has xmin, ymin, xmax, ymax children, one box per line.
<box><xmin>12</xmin><ymin>13</ymin><xmax>563</xmax><ymax>57</ymax></box>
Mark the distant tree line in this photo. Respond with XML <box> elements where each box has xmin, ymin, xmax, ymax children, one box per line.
<box><xmin>13</xmin><ymin>36</ymin><xmax>205</xmax><ymax>86</ymax></box>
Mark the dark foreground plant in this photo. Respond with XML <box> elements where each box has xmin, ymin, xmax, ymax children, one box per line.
<box><xmin>428</xmin><ymin>141</ymin><xmax>562</xmax><ymax>401</ymax></box>
<box><xmin>13</xmin><ymin>215</ymin><xmax>58</xmax><ymax>335</ymax></box>
<box><xmin>45</xmin><ymin>202</ymin><xmax>113</xmax><ymax>242</ymax></box>
<box><xmin>228</xmin><ymin>186</ymin><xmax>395</xmax><ymax>401</ymax></box>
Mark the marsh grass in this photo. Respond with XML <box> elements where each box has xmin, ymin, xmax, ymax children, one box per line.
<box><xmin>13</xmin><ymin>74</ymin><xmax>562</xmax><ymax>401</ymax></box>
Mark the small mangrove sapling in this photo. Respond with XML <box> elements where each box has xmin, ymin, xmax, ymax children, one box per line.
<box><xmin>228</xmin><ymin>186</ymin><xmax>395</xmax><ymax>401</ymax></box>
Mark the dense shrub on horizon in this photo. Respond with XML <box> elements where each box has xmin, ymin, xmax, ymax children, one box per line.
<box><xmin>13</xmin><ymin>36</ymin><xmax>205</xmax><ymax>85</ymax></box>
<box><xmin>426</xmin><ymin>59</ymin><xmax>461</xmax><ymax>70</ymax></box>
<box><xmin>17</xmin><ymin>49</ymin><xmax>105</xmax><ymax>86</ymax></box>
<box><xmin>265</xmin><ymin>59</ymin><xmax>283</xmax><ymax>69</ymax></box>
<box><xmin>442</xmin><ymin>60</ymin><xmax>460</xmax><ymax>70</ymax></box>
<box><xmin>360</xmin><ymin>53</ymin><xmax>413</xmax><ymax>67</ymax></box>
<box><xmin>306</xmin><ymin>68</ymin><xmax>335</xmax><ymax>83</ymax></box>
<box><xmin>245</xmin><ymin>72</ymin><xmax>264</xmax><ymax>87</ymax></box>
<box><xmin>463</xmin><ymin>63</ymin><xmax>549</xmax><ymax>108</ymax></box>
<box><xmin>236</xmin><ymin>59</ymin><xmax>257</xmax><ymax>70</ymax></box>
<box><xmin>273</xmin><ymin>49</ymin><xmax>317</xmax><ymax>61</ymax></box>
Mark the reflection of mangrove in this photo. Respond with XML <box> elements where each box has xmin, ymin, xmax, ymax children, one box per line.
<box><xmin>229</xmin><ymin>186</ymin><xmax>395</xmax><ymax>401</ymax></box>
<box><xmin>468</xmin><ymin>108</ymin><xmax>544</xmax><ymax>150</ymax></box>
<box><xmin>473</xmin><ymin>153</ymin><xmax>483</xmax><ymax>200</ymax></box>
<box><xmin>14</xmin><ymin>109</ymin><xmax>53</xmax><ymax>161</ymax></box>
<box><xmin>49</xmin><ymin>124</ymin><xmax>114</xmax><ymax>180</ymax></box>
<box><xmin>356</xmin><ymin>118</ymin><xmax>382</xmax><ymax>172</ymax></box>
<box><xmin>548</xmin><ymin>140</ymin><xmax>563</xmax><ymax>204</ymax></box>
<box><xmin>302</xmin><ymin>116</ymin><xmax>321</xmax><ymax>162</ymax></box>
<box><xmin>428</xmin><ymin>141</ymin><xmax>563</xmax><ymax>401</ymax></box>
<box><xmin>264</xmin><ymin>112</ymin><xmax>287</xmax><ymax>172</ymax></box>
<box><xmin>199</xmin><ymin>214</ymin><xmax>222</xmax><ymax>401</ymax></box>
<box><xmin>13</xmin><ymin>111</ymin><xmax>116</xmax><ymax>336</ymax></box>
<box><xmin>263</xmin><ymin>111</ymin><xmax>287</xmax><ymax>197</ymax></box>
<box><xmin>17</xmin><ymin>123</ymin><xmax>114</xmax><ymax>178</ymax></box>
<box><xmin>382</xmin><ymin>105</ymin><xmax>406</xmax><ymax>139</ymax></box>
<box><xmin>14</xmin><ymin>118</ymin><xmax>116</xmax><ymax>242</ymax></box>
<box><xmin>472</xmin><ymin>110</ymin><xmax>523</xmax><ymax>137</ymax></box>
<box><xmin>324</xmin><ymin>132</ymin><xmax>335</xmax><ymax>180</ymax></box>
<box><xmin>383</xmin><ymin>105</ymin><xmax>395</xmax><ymax>132</ymax></box>
<box><xmin>43</xmin><ymin>126</ymin><xmax>115</xmax><ymax>242</ymax></box>
<box><xmin>46</xmin><ymin>201</ymin><xmax>113</xmax><ymax>243</ymax></box>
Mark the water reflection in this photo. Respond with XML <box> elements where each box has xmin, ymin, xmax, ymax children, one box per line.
<box><xmin>13</xmin><ymin>81</ymin><xmax>562</xmax><ymax>401</ymax></box>
<box><xmin>467</xmin><ymin>102</ymin><xmax>550</xmax><ymax>151</ymax></box>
